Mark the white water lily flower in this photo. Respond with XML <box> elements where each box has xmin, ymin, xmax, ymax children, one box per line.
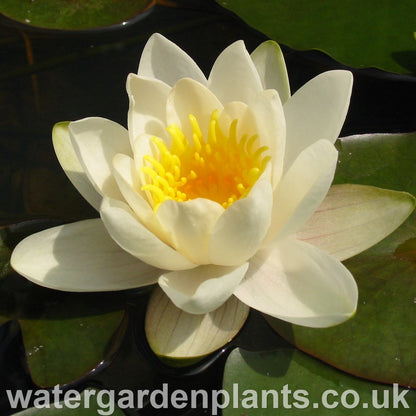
<box><xmin>11</xmin><ymin>34</ymin><xmax>415</xmax><ymax>337</ymax></box>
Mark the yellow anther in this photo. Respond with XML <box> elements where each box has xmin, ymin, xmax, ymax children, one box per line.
<box><xmin>209</xmin><ymin>119</ymin><xmax>217</xmax><ymax>146</ymax></box>
<box><xmin>143</xmin><ymin>155</ymin><xmax>165</xmax><ymax>177</ymax></box>
<box><xmin>237</xmin><ymin>183</ymin><xmax>246</xmax><ymax>194</ymax></box>
<box><xmin>253</xmin><ymin>145</ymin><xmax>269</xmax><ymax>161</ymax></box>
<box><xmin>246</xmin><ymin>134</ymin><xmax>258</xmax><ymax>154</ymax></box>
<box><xmin>193</xmin><ymin>133</ymin><xmax>202</xmax><ymax>152</ymax></box>
<box><xmin>167</xmin><ymin>125</ymin><xmax>186</xmax><ymax>154</ymax></box>
<box><xmin>248</xmin><ymin>167</ymin><xmax>261</xmax><ymax>181</ymax></box>
<box><xmin>239</xmin><ymin>134</ymin><xmax>249</xmax><ymax>151</ymax></box>
<box><xmin>165</xmin><ymin>172</ymin><xmax>175</xmax><ymax>186</ymax></box>
<box><xmin>142</xmin><ymin>184</ymin><xmax>165</xmax><ymax>201</ymax></box>
<box><xmin>261</xmin><ymin>156</ymin><xmax>272</xmax><ymax>171</ymax></box>
<box><xmin>189</xmin><ymin>114</ymin><xmax>202</xmax><ymax>139</ymax></box>
<box><xmin>141</xmin><ymin>166</ymin><xmax>159</xmax><ymax>183</ymax></box>
<box><xmin>228</xmin><ymin>119</ymin><xmax>238</xmax><ymax>147</ymax></box>
<box><xmin>140</xmin><ymin>110</ymin><xmax>270</xmax><ymax>211</ymax></box>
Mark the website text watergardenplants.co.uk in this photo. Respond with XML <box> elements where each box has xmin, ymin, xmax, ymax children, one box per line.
<box><xmin>6</xmin><ymin>383</ymin><xmax>413</xmax><ymax>415</ymax></box>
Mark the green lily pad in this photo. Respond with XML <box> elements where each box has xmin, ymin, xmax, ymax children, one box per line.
<box><xmin>19</xmin><ymin>294</ymin><xmax>127</xmax><ymax>388</ymax></box>
<box><xmin>223</xmin><ymin>348</ymin><xmax>416</xmax><ymax>416</ymax></box>
<box><xmin>219</xmin><ymin>0</ymin><xmax>416</xmax><ymax>74</ymax></box>
<box><xmin>0</xmin><ymin>219</ymin><xmax>127</xmax><ymax>387</ymax></box>
<box><xmin>334</xmin><ymin>132</ymin><xmax>416</xmax><ymax>193</ymax></box>
<box><xmin>267</xmin><ymin>132</ymin><xmax>416</xmax><ymax>387</ymax></box>
<box><xmin>10</xmin><ymin>388</ymin><xmax>126</xmax><ymax>415</ymax></box>
<box><xmin>0</xmin><ymin>0</ymin><xmax>152</xmax><ymax>30</ymax></box>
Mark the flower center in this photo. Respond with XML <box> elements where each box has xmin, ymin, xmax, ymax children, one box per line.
<box><xmin>141</xmin><ymin>110</ymin><xmax>270</xmax><ymax>211</ymax></box>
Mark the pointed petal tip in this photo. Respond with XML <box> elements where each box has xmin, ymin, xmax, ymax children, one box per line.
<box><xmin>251</xmin><ymin>39</ymin><xmax>290</xmax><ymax>103</ymax></box>
<box><xmin>52</xmin><ymin>119</ymin><xmax>102</xmax><ymax>211</ymax></box>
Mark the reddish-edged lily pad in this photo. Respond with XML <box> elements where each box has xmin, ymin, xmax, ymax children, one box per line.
<box><xmin>267</xmin><ymin>132</ymin><xmax>416</xmax><ymax>387</ymax></box>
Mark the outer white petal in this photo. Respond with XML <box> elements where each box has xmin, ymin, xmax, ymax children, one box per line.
<box><xmin>156</xmin><ymin>198</ymin><xmax>224</xmax><ymax>264</ymax></box>
<box><xmin>127</xmin><ymin>74</ymin><xmax>171</xmax><ymax>144</ymax></box>
<box><xmin>112</xmin><ymin>153</ymin><xmax>167</xmax><ymax>241</ymax></box>
<box><xmin>166</xmin><ymin>78</ymin><xmax>223</xmax><ymax>142</ymax></box>
<box><xmin>234</xmin><ymin>237</ymin><xmax>358</xmax><ymax>327</ymax></box>
<box><xmin>100</xmin><ymin>197</ymin><xmax>196</xmax><ymax>270</ymax></box>
<box><xmin>10</xmin><ymin>219</ymin><xmax>160</xmax><ymax>291</ymax></box>
<box><xmin>266</xmin><ymin>139</ymin><xmax>338</xmax><ymax>243</ymax></box>
<box><xmin>69</xmin><ymin>117</ymin><xmax>131</xmax><ymax>201</ymax></box>
<box><xmin>208</xmin><ymin>40</ymin><xmax>263</xmax><ymax>105</ymax></box>
<box><xmin>146</xmin><ymin>288</ymin><xmax>249</xmax><ymax>358</ymax></box>
<box><xmin>283</xmin><ymin>70</ymin><xmax>353</xmax><ymax>171</ymax></box>
<box><xmin>138</xmin><ymin>33</ymin><xmax>207</xmax><ymax>86</ymax></box>
<box><xmin>210</xmin><ymin>166</ymin><xmax>273</xmax><ymax>266</ymax></box>
<box><xmin>158</xmin><ymin>263</ymin><xmax>249</xmax><ymax>314</ymax></box>
<box><xmin>250</xmin><ymin>40</ymin><xmax>291</xmax><ymax>103</ymax></box>
<box><xmin>298</xmin><ymin>184</ymin><xmax>416</xmax><ymax>261</ymax></box>
<box><xmin>52</xmin><ymin>122</ymin><xmax>102</xmax><ymax>210</ymax></box>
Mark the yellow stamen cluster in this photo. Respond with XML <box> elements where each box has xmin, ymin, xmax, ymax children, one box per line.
<box><xmin>141</xmin><ymin>110</ymin><xmax>270</xmax><ymax>211</ymax></box>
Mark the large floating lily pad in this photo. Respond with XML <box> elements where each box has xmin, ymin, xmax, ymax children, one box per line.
<box><xmin>223</xmin><ymin>348</ymin><xmax>416</xmax><ymax>416</ymax></box>
<box><xmin>0</xmin><ymin>0</ymin><xmax>152</xmax><ymax>30</ymax></box>
<box><xmin>0</xmin><ymin>219</ymin><xmax>127</xmax><ymax>387</ymax></box>
<box><xmin>219</xmin><ymin>0</ymin><xmax>416</xmax><ymax>74</ymax></box>
<box><xmin>19</xmin><ymin>294</ymin><xmax>127</xmax><ymax>388</ymax></box>
<box><xmin>267</xmin><ymin>132</ymin><xmax>416</xmax><ymax>387</ymax></box>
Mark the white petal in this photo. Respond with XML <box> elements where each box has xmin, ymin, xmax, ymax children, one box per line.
<box><xmin>10</xmin><ymin>219</ymin><xmax>160</xmax><ymax>291</ymax></box>
<box><xmin>138</xmin><ymin>33</ymin><xmax>207</xmax><ymax>86</ymax></box>
<box><xmin>157</xmin><ymin>198</ymin><xmax>224</xmax><ymax>264</ymax></box>
<box><xmin>208</xmin><ymin>40</ymin><xmax>263</xmax><ymax>105</ymax></box>
<box><xmin>69</xmin><ymin>117</ymin><xmax>131</xmax><ymax>201</ymax></box>
<box><xmin>100</xmin><ymin>197</ymin><xmax>196</xmax><ymax>270</ymax></box>
<box><xmin>52</xmin><ymin>122</ymin><xmax>102</xmax><ymax>210</ymax></box>
<box><xmin>266</xmin><ymin>139</ymin><xmax>338</xmax><ymax>243</ymax></box>
<box><xmin>250</xmin><ymin>89</ymin><xmax>286</xmax><ymax>188</ymax></box>
<box><xmin>158</xmin><ymin>263</ymin><xmax>249</xmax><ymax>314</ymax></box>
<box><xmin>251</xmin><ymin>40</ymin><xmax>290</xmax><ymax>103</ymax></box>
<box><xmin>210</xmin><ymin>167</ymin><xmax>273</xmax><ymax>266</ymax></box>
<box><xmin>166</xmin><ymin>78</ymin><xmax>223</xmax><ymax>141</ymax></box>
<box><xmin>145</xmin><ymin>287</ymin><xmax>249</xmax><ymax>358</ymax></box>
<box><xmin>127</xmin><ymin>74</ymin><xmax>170</xmax><ymax>144</ymax></box>
<box><xmin>234</xmin><ymin>237</ymin><xmax>358</xmax><ymax>327</ymax></box>
<box><xmin>283</xmin><ymin>70</ymin><xmax>353</xmax><ymax>171</ymax></box>
<box><xmin>112</xmin><ymin>153</ymin><xmax>167</xmax><ymax>240</ymax></box>
<box><xmin>298</xmin><ymin>184</ymin><xmax>416</xmax><ymax>261</ymax></box>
